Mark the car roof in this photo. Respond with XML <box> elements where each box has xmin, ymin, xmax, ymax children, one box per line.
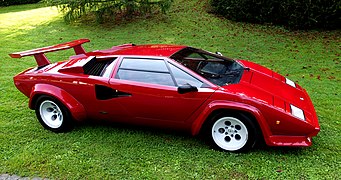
<box><xmin>93</xmin><ymin>44</ymin><xmax>188</xmax><ymax>57</ymax></box>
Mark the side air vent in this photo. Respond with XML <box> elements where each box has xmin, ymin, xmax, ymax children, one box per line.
<box><xmin>83</xmin><ymin>57</ymin><xmax>114</xmax><ymax>76</ymax></box>
<box><xmin>95</xmin><ymin>85</ymin><xmax>131</xmax><ymax>100</ymax></box>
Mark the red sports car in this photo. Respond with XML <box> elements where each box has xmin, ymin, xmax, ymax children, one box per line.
<box><xmin>10</xmin><ymin>39</ymin><xmax>320</xmax><ymax>152</ymax></box>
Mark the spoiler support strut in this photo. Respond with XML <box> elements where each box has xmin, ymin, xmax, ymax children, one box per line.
<box><xmin>9</xmin><ymin>39</ymin><xmax>90</xmax><ymax>67</ymax></box>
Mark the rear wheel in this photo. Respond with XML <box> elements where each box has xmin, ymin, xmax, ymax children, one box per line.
<box><xmin>206</xmin><ymin>113</ymin><xmax>259</xmax><ymax>152</ymax></box>
<box><xmin>35</xmin><ymin>95</ymin><xmax>73</xmax><ymax>133</ymax></box>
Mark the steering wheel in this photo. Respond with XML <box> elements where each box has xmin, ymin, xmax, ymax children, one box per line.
<box><xmin>196</xmin><ymin>61</ymin><xmax>221</xmax><ymax>79</ymax></box>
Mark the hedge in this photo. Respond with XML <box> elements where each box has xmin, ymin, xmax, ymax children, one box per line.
<box><xmin>210</xmin><ymin>0</ymin><xmax>341</xmax><ymax>29</ymax></box>
<box><xmin>0</xmin><ymin>0</ymin><xmax>41</xmax><ymax>6</ymax></box>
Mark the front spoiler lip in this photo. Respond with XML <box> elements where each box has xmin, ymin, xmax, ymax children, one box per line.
<box><xmin>308</xmin><ymin>127</ymin><xmax>320</xmax><ymax>137</ymax></box>
<box><xmin>268</xmin><ymin>135</ymin><xmax>315</xmax><ymax>147</ymax></box>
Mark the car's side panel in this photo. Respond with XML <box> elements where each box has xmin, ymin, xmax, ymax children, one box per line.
<box><xmin>104</xmin><ymin>56</ymin><xmax>215</xmax><ymax>124</ymax></box>
<box><xmin>108</xmin><ymin>78</ymin><xmax>215</xmax><ymax>124</ymax></box>
<box><xmin>29</xmin><ymin>84</ymin><xmax>87</xmax><ymax>121</ymax></box>
<box><xmin>34</xmin><ymin>73</ymin><xmax>133</xmax><ymax>123</ymax></box>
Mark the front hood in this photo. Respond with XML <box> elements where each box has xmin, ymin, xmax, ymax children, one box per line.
<box><xmin>228</xmin><ymin>60</ymin><xmax>318</xmax><ymax>126</ymax></box>
<box><xmin>244</xmin><ymin>63</ymin><xmax>306</xmax><ymax>108</ymax></box>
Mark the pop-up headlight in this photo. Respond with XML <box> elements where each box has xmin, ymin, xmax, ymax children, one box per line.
<box><xmin>290</xmin><ymin>104</ymin><xmax>305</xmax><ymax>121</ymax></box>
<box><xmin>286</xmin><ymin>78</ymin><xmax>296</xmax><ymax>88</ymax></box>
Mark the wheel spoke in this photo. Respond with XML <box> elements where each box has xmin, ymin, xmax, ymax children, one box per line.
<box><xmin>51</xmin><ymin>115</ymin><xmax>57</xmax><ymax>121</ymax></box>
<box><xmin>235</xmin><ymin>134</ymin><xmax>241</xmax><ymax>141</ymax></box>
<box><xmin>224</xmin><ymin>136</ymin><xmax>231</xmax><ymax>142</ymax></box>
<box><xmin>46</xmin><ymin>107</ymin><xmax>54</xmax><ymax>112</ymax></box>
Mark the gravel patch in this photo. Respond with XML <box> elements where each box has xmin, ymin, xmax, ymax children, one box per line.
<box><xmin>0</xmin><ymin>174</ymin><xmax>48</xmax><ymax>180</ymax></box>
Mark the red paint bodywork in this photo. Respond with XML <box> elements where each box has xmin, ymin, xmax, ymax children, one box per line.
<box><xmin>10</xmin><ymin>39</ymin><xmax>320</xmax><ymax>147</ymax></box>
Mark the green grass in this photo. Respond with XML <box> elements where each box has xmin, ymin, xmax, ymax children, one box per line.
<box><xmin>0</xmin><ymin>1</ymin><xmax>340</xmax><ymax>179</ymax></box>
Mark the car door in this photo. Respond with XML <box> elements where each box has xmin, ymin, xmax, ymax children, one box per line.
<box><xmin>108</xmin><ymin>57</ymin><xmax>216</xmax><ymax>126</ymax></box>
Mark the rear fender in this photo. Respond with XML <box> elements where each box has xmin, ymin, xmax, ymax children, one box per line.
<box><xmin>29</xmin><ymin>84</ymin><xmax>86</xmax><ymax>121</ymax></box>
<box><xmin>191</xmin><ymin>100</ymin><xmax>272</xmax><ymax>144</ymax></box>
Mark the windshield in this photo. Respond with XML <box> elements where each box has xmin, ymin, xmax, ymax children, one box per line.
<box><xmin>170</xmin><ymin>47</ymin><xmax>244</xmax><ymax>86</ymax></box>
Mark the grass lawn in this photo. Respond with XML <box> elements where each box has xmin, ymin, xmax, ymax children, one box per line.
<box><xmin>0</xmin><ymin>0</ymin><xmax>340</xmax><ymax>179</ymax></box>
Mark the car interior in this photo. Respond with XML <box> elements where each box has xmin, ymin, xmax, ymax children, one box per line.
<box><xmin>170</xmin><ymin>47</ymin><xmax>244</xmax><ymax>86</ymax></box>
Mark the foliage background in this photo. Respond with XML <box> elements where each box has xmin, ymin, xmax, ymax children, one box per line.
<box><xmin>210</xmin><ymin>0</ymin><xmax>341</xmax><ymax>29</ymax></box>
<box><xmin>0</xmin><ymin>0</ymin><xmax>40</xmax><ymax>6</ymax></box>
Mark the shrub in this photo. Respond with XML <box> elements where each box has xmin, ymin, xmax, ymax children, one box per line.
<box><xmin>210</xmin><ymin>0</ymin><xmax>341</xmax><ymax>29</ymax></box>
<box><xmin>0</xmin><ymin>0</ymin><xmax>41</xmax><ymax>6</ymax></box>
<box><xmin>44</xmin><ymin>0</ymin><xmax>173</xmax><ymax>23</ymax></box>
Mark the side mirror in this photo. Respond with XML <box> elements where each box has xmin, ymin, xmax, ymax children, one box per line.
<box><xmin>216</xmin><ymin>51</ymin><xmax>223</xmax><ymax>56</ymax></box>
<box><xmin>177</xmin><ymin>84</ymin><xmax>198</xmax><ymax>94</ymax></box>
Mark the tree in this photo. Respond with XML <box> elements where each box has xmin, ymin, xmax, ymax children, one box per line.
<box><xmin>44</xmin><ymin>0</ymin><xmax>173</xmax><ymax>23</ymax></box>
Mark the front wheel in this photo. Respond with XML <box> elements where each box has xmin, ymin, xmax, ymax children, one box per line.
<box><xmin>206</xmin><ymin>113</ymin><xmax>259</xmax><ymax>152</ymax></box>
<box><xmin>35</xmin><ymin>95</ymin><xmax>73</xmax><ymax>133</ymax></box>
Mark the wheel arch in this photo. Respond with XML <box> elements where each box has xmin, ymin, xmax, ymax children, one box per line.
<box><xmin>191</xmin><ymin>101</ymin><xmax>272</xmax><ymax>144</ymax></box>
<box><xmin>29</xmin><ymin>84</ymin><xmax>86</xmax><ymax>122</ymax></box>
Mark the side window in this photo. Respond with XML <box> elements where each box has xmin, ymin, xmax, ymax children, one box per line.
<box><xmin>116</xmin><ymin>58</ymin><xmax>175</xmax><ymax>86</ymax></box>
<box><xmin>120</xmin><ymin>58</ymin><xmax>169</xmax><ymax>72</ymax></box>
<box><xmin>102</xmin><ymin>59</ymin><xmax>118</xmax><ymax>78</ymax></box>
<box><xmin>187</xmin><ymin>52</ymin><xmax>205</xmax><ymax>59</ymax></box>
<box><xmin>168</xmin><ymin>63</ymin><xmax>204</xmax><ymax>88</ymax></box>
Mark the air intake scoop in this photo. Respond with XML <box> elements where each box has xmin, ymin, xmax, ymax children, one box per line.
<box><xmin>58</xmin><ymin>56</ymin><xmax>95</xmax><ymax>74</ymax></box>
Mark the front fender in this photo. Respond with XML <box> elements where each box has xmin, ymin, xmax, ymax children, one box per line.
<box><xmin>191</xmin><ymin>100</ymin><xmax>272</xmax><ymax>144</ymax></box>
<box><xmin>29</xmin><ymin>84</ymin><xmax>86</xmax><ymax>122</ymax></box>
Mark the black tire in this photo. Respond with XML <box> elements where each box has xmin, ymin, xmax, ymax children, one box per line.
<box><xmin>35</xmin><ymin>95</ymin><xmax>73</xmax><ymax>133</ymax></box>
<box><xmin>204</xmin><ymin>112</ymin><xmax>259</xmax><ymax>153</ymax></box>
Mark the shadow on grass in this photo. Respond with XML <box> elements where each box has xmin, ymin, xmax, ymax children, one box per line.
<box><xmin>75</xmin><ymin>119</ymin><xmax>191</xmax><ymax>138</ymax></box>
<box><xmin>71</xmin><ymin>119</ymin><xmax>310</xmax><ymax>155</ymax></box>
<box><xmin>73</xmin><ymin>119</ymin><xmax>199</xmax><ymax>147</ymax></box>
<box><xmin>256</xmin><ymin>144</ymin><xmax>307</xmax><ymax>155</ymax></box>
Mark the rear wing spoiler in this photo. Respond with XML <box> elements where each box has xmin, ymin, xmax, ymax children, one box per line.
<box><xmin>9</xmin><ymin>39</ymin><xmax>90</xmax><ymax>67</ymax></box>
